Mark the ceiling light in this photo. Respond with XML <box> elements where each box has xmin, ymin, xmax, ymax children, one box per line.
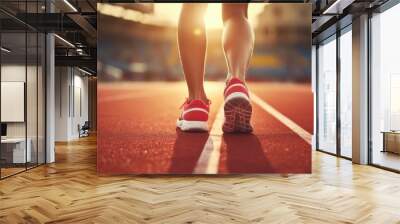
<box><xmin>323</xmin><ymin>0</ymin><xmax>354</xmax><ymax>15</ymax></box>
<box><xmin>78</xmin><ymin>67</ymin><xmax>93</xmax><ymax>76</ymax></box>
<box><xmin>54</xmin><ymin>34</ymin><xmax>75</xmax><ymax>48</ymax></box>
<box><xmin>1</xmin><ymin>47</ymin><xmax>11</xmax><ymax>53</ymax></box>
<box><xmin>63</xmin><ymin>0</ymin><xmax>78</xmax><ymax>12</ymax></box>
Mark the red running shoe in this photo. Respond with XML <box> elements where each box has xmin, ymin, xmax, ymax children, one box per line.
<box><xmin>223</xmin><ymin>77</ymin><xmax>253</xmax><ymax>133</ymax></box>
<box><xmin>176</xmin><ymin>99</ymin><xmax>209</xmax><ymax>132</ymax></box>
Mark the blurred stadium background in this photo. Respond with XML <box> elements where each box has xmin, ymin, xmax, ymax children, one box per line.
<box><xmin>98</xmin><ymin>3</ymin><xmax>311</xmax><ymax>82</ymax></box>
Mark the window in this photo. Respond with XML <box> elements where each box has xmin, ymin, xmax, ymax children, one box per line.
<box><xmin>339</xmin><ymin>27</ymin><xmax>352</xmax><ymax>158</ymax></box>
<box><xmin>370</xmin><ymin>2</ymin><xmax>400</xmax><ymax>171</ymax></box>
<box><xmin>317</xmin><ymin>36</ymin><xmax>337</xmax><ymax>154</ymax></box>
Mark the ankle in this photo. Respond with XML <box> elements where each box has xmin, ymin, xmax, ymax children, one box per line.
<box><xmin>227</xmin><ymin>74</ymin><xmax>246</xmax><ymax>83</ymax></box>
<box><xmin>188</xmin><ymin>94</ymin><xmax>209</xmax><ymax>104</ymax></box>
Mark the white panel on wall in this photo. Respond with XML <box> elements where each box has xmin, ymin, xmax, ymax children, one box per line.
<box><xmin>1</xmin><ymin>82</ymin><xmax>25</xmax><ymax>122</ymax></box>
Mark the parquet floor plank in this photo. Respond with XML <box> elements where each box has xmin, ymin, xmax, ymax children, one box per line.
<box><xmin>1</xmin><ymin>135</ymin><xmax>400</xmax><ymax>223</ymax></box>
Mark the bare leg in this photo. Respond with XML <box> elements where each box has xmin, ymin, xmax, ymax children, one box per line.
<box><xmin>178</xmin><ymin>3</ymin><xmax>208</xmax><ymax>102</ymax></box>
<box><xmin>222</xmin><ymin>3</ymin><xmax>254</xmax><ymax>81</ymax></box>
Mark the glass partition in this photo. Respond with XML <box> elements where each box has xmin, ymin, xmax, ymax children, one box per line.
<box><xmin>1</xmin><ymin>30</ymin><xmax>28</xmax><ymax>178</ymax></box>
<box><xmin>26</xmin><ymin>0</ymin><xmax>42</xmax><ymax>169</ymax></box>
<box><xmin>27</xmin><ymin>30</ymin><xmax>38</xmax><ymax>169</ymax></box>
<box><xmin>38</xmin><ymin>32</ymin><xmax>45</xmax><ymax>165</ymax></box>
<box><xmin>0</xmin><ymin>1</ymin><xmax>46</xmax><ymax>179</ymax></box>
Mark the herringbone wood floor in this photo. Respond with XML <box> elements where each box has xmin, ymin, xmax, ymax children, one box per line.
<box><xmin>1</xmin><ymin>135</ymin><xmax>400</xmax><ymax>224</ymax></box>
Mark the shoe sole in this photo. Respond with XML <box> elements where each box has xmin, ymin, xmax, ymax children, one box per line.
<box><xmin>223</xmin><ymin>93</ymin><xmax>253</xmax><ymax>133</ymax></box>
<box><xmin>176</xmin><ymin>120</ymin><xmax>208</xmax><ymax>132</ymax></box>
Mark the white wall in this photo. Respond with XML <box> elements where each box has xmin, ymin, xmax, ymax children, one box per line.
<box><xmin>1</xmin><ymin>65</ymin><xmax>33</xmax><ymax>138</ymax></box>
<box><xmin>78</xmin><ymin>73</ymin><xmax>89</xmax><ymax>138</ymax></box>
<box><xmin>55</xmin><ymin>67</ymin><xmax>70</xmax><ymax>141</ymax></box>
<box><xmin>55</xmin><ymin>67</ymin><xmax>89</xmax><ymax>141</ymax></box>
<box><xmin>1</xmin><ymin>82</ymin><xmax>25</xmax><ymax>122</ymax></box>
<box><xmin>1</xmin><ymin>63</ymin><xmax>46</xmax><ymax>164</ymax></box>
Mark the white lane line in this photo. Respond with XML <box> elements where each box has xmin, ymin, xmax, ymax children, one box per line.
<box><xmin>193</xmin><ymin>105</ymin><xmax>225</xmax><ymax>174</ymax></box>
<box><xmin>251</xmin><ymin>92</ymin><xmax>312</xmax><ymax>145</ymax></box>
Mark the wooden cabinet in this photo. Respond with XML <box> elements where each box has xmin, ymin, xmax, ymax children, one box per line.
<box><xmin>382</xmin><ymin>132</ymin><xmax>400</xmax><ymax>154</ymax></box>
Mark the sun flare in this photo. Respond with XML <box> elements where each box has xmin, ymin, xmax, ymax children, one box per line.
<box><xmin>152</xmin><ymin>3</ymin><xmax>263</xmax><ymax>29</ymax></box>
<box><xmin>98</xmin><ymin>3</ymin><xmax>265</xmax><ymax>29</ymax></box>
<box><xmin>204</xmin><ymin>4</ymin><xmax>223</xmax><ymax>29</ymax></box>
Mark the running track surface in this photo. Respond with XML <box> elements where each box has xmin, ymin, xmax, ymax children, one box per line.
<box><xmin>97</xmin><ymin>81</ymin><xmax>313</xmax><ymax>174</ymax></box>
